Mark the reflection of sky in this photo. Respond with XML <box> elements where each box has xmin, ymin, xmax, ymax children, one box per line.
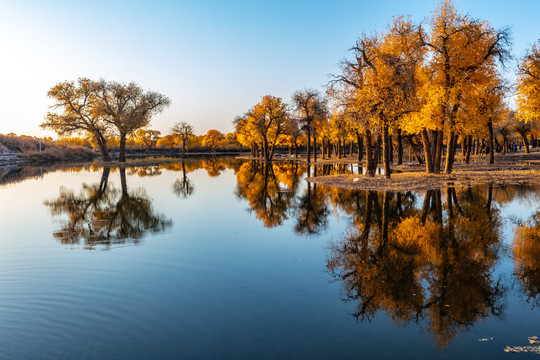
<box><xmin>498</xmin><ymin>193</ymin><xmax>540</xmax><ymax>245</ymax></box>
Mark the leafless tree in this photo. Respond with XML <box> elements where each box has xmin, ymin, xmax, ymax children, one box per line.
<box><xmin>171</xmin><ymin>121</ymin><xmax>194</xmax><ymax>158</ymax></box>
<box><xmin>292</xmin><ymin>89</ymin><xmax>327</xmax><ymax>163</ymax></box>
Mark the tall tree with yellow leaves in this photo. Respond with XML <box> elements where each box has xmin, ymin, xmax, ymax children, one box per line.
<box><xmin>414</xmin><ymin>0</ymin><xmax>510</xmax><ymax>173</ymax></box>
<box><xmin>244</xmin><ymin>95</ymin><xmax>289</xmax><ymax>162</ymax></box>
<box><xmin>517</xmin><ymin>40</ymin><xmax>540</xmax><ymax>152</ymax></box>
<box><xmin>332</xmin><ymin>17</ymin><xmax>424</xmax><ymax>178</ymax></box>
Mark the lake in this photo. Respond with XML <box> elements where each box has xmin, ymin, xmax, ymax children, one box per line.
<box><xmin>0</xmin><ymin>158</ymin><xmax>539</xmax><ymax>359</ymax></box>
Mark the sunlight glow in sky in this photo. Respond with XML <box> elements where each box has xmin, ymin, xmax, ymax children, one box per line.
<box><xmin>0</xmin><ymin>0</ymin><xmax>539</xmax><ymax>137</ymax></box>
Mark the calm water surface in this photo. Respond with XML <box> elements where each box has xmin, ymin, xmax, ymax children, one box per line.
<box><xmin>0</xmin><ymin>159</ymin><xmax>539</xmax><ymax>359</ymax></box>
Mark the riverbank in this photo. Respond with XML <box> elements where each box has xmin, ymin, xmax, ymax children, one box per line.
<box><xmin>306</xmin><ymin>152</ymin><xmax>540</xmax><ymax>191</ymax></box>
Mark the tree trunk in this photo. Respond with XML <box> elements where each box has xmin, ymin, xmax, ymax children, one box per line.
<box><xmin>263</xmin><ymin>139</ymin><xmax>269</xmax><ymax>162</ymax></box>
<box><xmin>313</xmin><ymin>136</ymin><xmax>317</xmax><ymax>162</ymax></box>
<box><xmin>182</xmin><ymin>138</ymin><xmax>186</xmax><ymax>158</ymax></box>
<box><xmin>502</xmin><ymin>136</ymin><xmax>507</xmax><ymax>155</ymax></box>
<box><xmin>434</xmin><ymin>130</ymin><xmax>443</xmax><ymax>174</ymax></box>
<box><xmin>465</xmin><ymin>135</ymin><xmax>472</xmax><ymax>164</ymax></box>
<box><xmin>421</xmin><ymin>129</ymin><xmax>434</xmax><ymax>173</ymax></box>
<box><xmin>338</xmin><ymin>139</ymin><xmax>342</xmax><ymax>159</ymax></box>
<box><xmin>408</xmin><ymin>135</ymin><xmax>424</xmax><ymax>165</ymax></box>
<box><xmin>383</xmin><ymin>125</ymin><xmax>391</xmax><ymax>179</ymax></box>
<box><xmin>397</xmin><ymin>129</ymin><xmax>403</xmax><ymax>165</ymax></box>
<box><xmin>365</xmin><ymin>130</ymin><xmax>376</xmax><ymax>177</ymax></box>
<box><xmin>307</xmin><ymin>126</ymin><xmax>312</xmax><ymax>163</ymax></box>
<box><xmin>519</xmin><ymin>130</ymin><xmax>530</xmax><ymax>153</ymax></box>
<box><xmin>119</xmin><ymin>133</ymin><xmax>127</xmax><ymax>162</ymax></box>
<box><xmin>327</xmin><ymin>140</ymin><xmax>330</xmax><ymax>158</ymax></box>
<box><xmin>95</xmin><ymin>132</ymin><xmax>111</xmax><ymax>162</ymax></box>
<box><xmin>375</xmin><ymin>135</ymin><xmax>382</xmax><ymax>164</ymax></box>
<box><xmin>388</xmin><ymin>134</ymin><xmax>393</xmax><ymax>163</ymax></box>
<box><xmin>269</xmin><ymin>142</ymin><xmax>276</xmax><ymax>161</ymax></box>
<box><xmin>488</xmin><ymin>121</ymin><xmax>495</xmax><ymax>164</ymax></box>
<box><xmin>356</xmin><ymin>131</ymin><xmax>363</xmax><ymax>163</ymax></box>
<box><xmin>444</xmin><ymin>131</ymin><xmax>456</xmax><ymax>174</ymax></box>
<box><xmin>322</xmin><ymin>140</ymin><xmax>326</xmax><ymax>160</ymax></box>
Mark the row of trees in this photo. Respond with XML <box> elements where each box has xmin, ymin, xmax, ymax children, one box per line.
<box><xmin>232</xmin><ymin>0</ymin><xmax>540</xmax><ymax>178</ymax></box>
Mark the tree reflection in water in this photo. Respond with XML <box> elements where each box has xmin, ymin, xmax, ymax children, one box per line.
<box><xmin>294</xmin><ymin>166</ymin><xmax>330</xmax><ymax>236</ymax></box>
<box><xmin>513</xmin><ymin>208</ymin><xmax>540</xmax><ymax>307</ymax></box>
<box><xmin>327</xmin><ymin>186</ymin><xmax>505</xmax><ymax>348</ymax></box>
<box><xmin>172</xmin><ymin>161</ymin><xmax>194</xmax><ymax>199</ymax></box>
<box><xmin>235</xmin><ymin>161</ymin><xmax>299</xmax><ymax>228</ymax></box>
<box><xmin>234</xmin><ymin>161</ymin><xmax>330</xmax><ymax>233</ymax></box>
<box><xmin>39</xmin><ymin>159</ymin><xmax>540</xmax><ymax>346</ymax></box>
<box><xmin>45</xmin><ymin>167</ymin><xmax>172</xmax><ymax>249</ymax></box>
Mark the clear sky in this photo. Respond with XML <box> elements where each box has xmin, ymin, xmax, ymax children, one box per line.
<box><xmin>0</xmin><ymin>0</ymin><xmax>539</xmax><ymax>137</ymax></box>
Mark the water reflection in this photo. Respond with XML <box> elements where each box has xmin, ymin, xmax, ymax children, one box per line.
<box><xmin>233</xmin><ymin>162</ymin><xmax>331</xmax><ymax>233</ymax></box>
<box><xmin>294</xmin><ymin>167</ymin><xmax>330</xmax><ymax>236</ymax></box>
<box><xmin>45</xmin><ymin>167</ymin><xmax>172</xmax><ymax>249</ymax></box>
<box><xmin>513</xmin><ymin>208</ymin><xmax>540</xmax><ymax>307</ymax></box>
<box><xmin>202</xmin><ymin>158</ymin><xmax>227</xmax><ymax>177</ymax></box>
<box><xmin>127</xmin><ymin>165</ymin><xmax>162</xmax><ymax>177</ymax></box>
<box><xmin>235</xmin><ymin>161</ymin><xmax>299</xmax><ymax>228</ymax></box>
<box><xmin>172</xmin><ymin>161</ymin><xmax>194</xmax><ymax>199</ymax></box>
<box><xmin>19</xmin><ymin>158</ymin><xmax>540</xmax><ymax>353</ymax></box>
<box><xmin>327</xmin><ymin>187</ymin><xmax>505</xmax><ymax>348</ymax></box>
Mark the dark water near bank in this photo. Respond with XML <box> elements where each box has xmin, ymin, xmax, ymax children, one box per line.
<box><xmin>0</xmin><ymin>159</ymin><xmax>539</xmax><ymax>359</ymax></box>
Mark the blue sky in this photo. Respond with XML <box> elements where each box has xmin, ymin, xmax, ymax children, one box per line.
<box><xmin>0</xmin><ymin>0</ymin><xmax>539</xmax><ymax>137</ymax></box>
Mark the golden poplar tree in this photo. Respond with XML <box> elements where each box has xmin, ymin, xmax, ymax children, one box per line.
<box><xmin>412</xmin><ymin>0</ymin><xmax>510</xmax><ymax>173</ymax></box>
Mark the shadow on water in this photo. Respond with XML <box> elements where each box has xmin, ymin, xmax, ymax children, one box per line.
<box><xmin>44</xmin><ymin>167</ymin><xmax>172</xmax><ymax>250</ymax></box>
